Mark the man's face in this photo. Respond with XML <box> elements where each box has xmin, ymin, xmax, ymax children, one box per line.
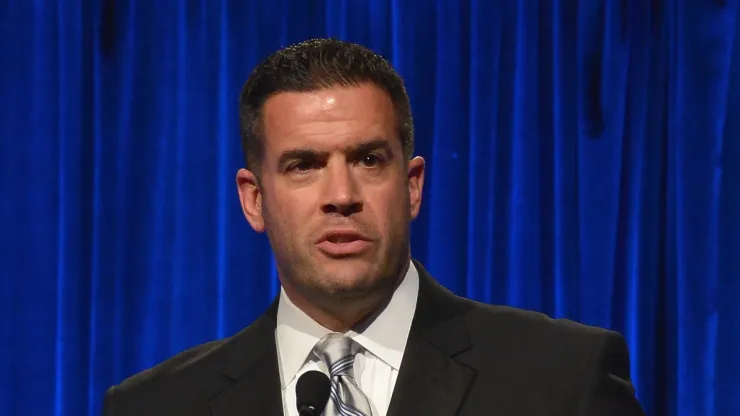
<box><xmin>237</xmin><ymin>83</ymin><xmax>424</xmax><ymax>302</ymax></box>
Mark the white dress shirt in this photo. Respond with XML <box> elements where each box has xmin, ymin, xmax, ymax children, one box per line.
<box><xmin>275</xmin><ymin>261</ymin><xmax>420</xmax><ymax>416</ymax></box>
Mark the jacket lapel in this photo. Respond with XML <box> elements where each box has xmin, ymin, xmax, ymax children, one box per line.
<box><xmin>208</xmin><ymin>299</ymin><xmax>284</xmax><ymax>416</ymax></box>
<box><xmin>206</xmin><ymin>260</ymin><xmax>476</xmax><ymax>416</ymax></box>
<box><xmin>386</xmin><ymin>261</ymin><xmax>478</xmax><ymax>416</ymax></box>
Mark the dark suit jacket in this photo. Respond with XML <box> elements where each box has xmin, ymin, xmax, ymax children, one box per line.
<box><xmin>103</xmin><ymin>261</ymin><xmax>646</xmax><ymax>415</ymax></box>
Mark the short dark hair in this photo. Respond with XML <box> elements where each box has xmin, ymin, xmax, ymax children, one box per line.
<box><xmin>238</xmin><ymin>38</ymin><xmax>414</xmax><ymax>176</ymax></box>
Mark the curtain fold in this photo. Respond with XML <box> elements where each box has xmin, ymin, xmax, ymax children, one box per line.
<box><xmin>1</xmin><ymin>1</ymin><xmax>739</xmax><ymax>415</ymax></box>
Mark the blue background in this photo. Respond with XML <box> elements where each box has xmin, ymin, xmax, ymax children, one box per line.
<box><xmin>1</xmin><ymin>1</ymin><xmax>739</xmax><ymax>415</ymax></box>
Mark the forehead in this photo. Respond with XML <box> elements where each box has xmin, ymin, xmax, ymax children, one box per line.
<box><xmin>261</xmin><ymin>83</ymin><xmax>398</xmax><ymax>152</ymax></box>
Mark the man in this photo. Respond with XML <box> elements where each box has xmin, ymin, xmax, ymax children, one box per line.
<box><xmin>103</xmin><ymin>38</ymin><xmax>645</xmax><ymax>415</ymax></box>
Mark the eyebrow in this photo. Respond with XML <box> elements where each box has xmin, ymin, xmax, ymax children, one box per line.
<box><xmin>276</xmin><ymin>137</ymin><xmax>394</xmax><ymax>167</ymax></box>
<box><xmin>346</xmin><ymin>137</ymin><xmax>393</xmax><ymax>158</ymax></box>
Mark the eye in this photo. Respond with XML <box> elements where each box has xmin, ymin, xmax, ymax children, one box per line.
<box><xmin>360</xmin><ymin>153</ymin><xmax>384</xmax><ymax>168</ymax></box>
<box><xmin>286</xmin><ymin>159</ymin><xmax>316</xmax><ymax>173</ymax></box>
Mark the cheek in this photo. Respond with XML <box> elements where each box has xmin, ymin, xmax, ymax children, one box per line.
<box><xmin>370</xmin><ymin>186</ymin><xmax>408</xmax><ymax>228</ymax></box>
<box><xmin>265</xmin><ymin>191</ymin><xmax>315</xmax><ymax>230</ymax></box>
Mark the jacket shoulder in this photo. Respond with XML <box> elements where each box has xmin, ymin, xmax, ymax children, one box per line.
<box><xmin>461</xmin><ymin>299</ymin><xmax>634</xmax><ymax>402</ymax></box>
<box><xmin>464</xmin><ymin>299</ymin><xmax>623</xmax><ymax>349</ymax></box>
<box><xmin>102</xmin><ymin>301</ymin><xmax>279</xmax><ymax>415</ymax></box>
<box><xmin>103</xmin><ymin>338</ymin><xmax>227</xmax><ymax>413</ymax></box>
<box><xmin>461</xmin><ymin>299</ymin><xmax>630</xmax><ymax>377</ymax></box>
<box><xmin>113</xmin><ymin>338</ymin><xmax>226</xmax><ymax>392</ymax></box>
<box><xmin>103</xmin><ymin>325</ymin><xmax>261</xmax><ymax>416</ymax></box>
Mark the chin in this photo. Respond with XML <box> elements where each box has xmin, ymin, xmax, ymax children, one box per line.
<box><xmin>317</xmin><ymin>268</ymin><xmax>383</xmax><ymax>296</ymax></box>
<box><xmin>304</xmin><ymin>252</ymin><xmax>400</xmax><ymax>295</ymax></box>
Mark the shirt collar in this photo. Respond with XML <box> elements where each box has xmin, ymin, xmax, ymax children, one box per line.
<box><xmin>275</xmin><ymin>260</ymin><xmax>420</xmax><ymax>389</ymax></box>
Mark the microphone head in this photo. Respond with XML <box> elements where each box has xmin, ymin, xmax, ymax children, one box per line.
<box><xmin>296</xmin><ymin>370</ymin><xmax>331</xmax><ymax>416</ymax></box>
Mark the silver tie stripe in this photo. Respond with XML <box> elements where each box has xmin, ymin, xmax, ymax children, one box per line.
<box><xmin>313</xmin><ymin>333</ymin><xmax>374</xmax><ymax>416</ymax></box>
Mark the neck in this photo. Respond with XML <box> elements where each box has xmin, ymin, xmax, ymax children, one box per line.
<box><xmin>282</xmin><ymin>282</ymin><xmax>395</xmax><ymax>332</ymax></box>
<box><xmin>281</xmin><ymin>262</ymin><xmax>409</xmax><ymax>332</ymax></box>
<box><xmin>302</xmin><ymin>295</ymin><xmax>382</xmax><ymax>332</ymax></box>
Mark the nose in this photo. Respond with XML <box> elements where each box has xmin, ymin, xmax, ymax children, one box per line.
<box><xmin>321</xmin><ymin>161</ymin><xmax>363</xmax><ymax>216</ymax></box>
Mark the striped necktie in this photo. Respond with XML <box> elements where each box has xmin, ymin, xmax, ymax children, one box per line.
<box><xmin>313</xmin><ymin>333</ymin><xmax>374</xmax><ymax>416</ymax></box>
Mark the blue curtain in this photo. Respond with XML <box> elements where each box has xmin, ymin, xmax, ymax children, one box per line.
<box><xmin>1</xmin><ymin>1</ymin><xmax>739</xmax><ymax>415</ymax></box>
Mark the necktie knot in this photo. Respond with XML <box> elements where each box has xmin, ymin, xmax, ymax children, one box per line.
<box><xmin>314</xmin><ymin>332</ymin><xmax>360</xmax><ymax>378</ymax></box>
<box><xmin>312</xmin><ymin>333</ymin><xmax>373</xmax><ymax>415</ymax></box>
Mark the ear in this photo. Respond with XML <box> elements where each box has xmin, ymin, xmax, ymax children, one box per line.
<box><xmin>236</xmin><ymin>168</ymin><xmax>265</xmax><ymax>233</ymax></box>
<box><xmin>407</xmin><ymin>156</ymin><xmax>425</xmax><ymax>220</ymax></box>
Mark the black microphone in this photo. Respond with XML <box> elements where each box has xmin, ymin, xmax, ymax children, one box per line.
<box><xmin>296</xmin><ymin>370</ymin><xmax>331</xmax><ymax>416</ymax></box>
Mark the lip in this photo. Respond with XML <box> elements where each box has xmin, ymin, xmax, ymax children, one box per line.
<box><xmin>315</xmin><ymin>229</ymin><xmax>371</xmax><ymax>257</ymax></box>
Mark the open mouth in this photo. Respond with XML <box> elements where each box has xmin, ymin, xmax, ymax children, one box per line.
<box><xmin>316</xmin><ymin>231</ymin><xmax>371</xmax><ymax>257</ymax></box>
<box><xmin>326</xmin><ymin>234</ymin><xmax>361</xmax><ymax>244</ymax></box>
